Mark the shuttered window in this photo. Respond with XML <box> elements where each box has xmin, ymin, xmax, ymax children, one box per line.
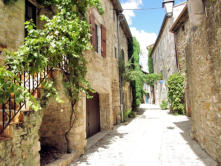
<box><xmin>90</xmin><ymin>13</ymin><xmax>96</xmax><ymax>50</ymax></box>
<box><xmin>95</xmin><ymin>24</ymin><xmax>99</xmax><ymax>53</ymax></box>
<box><xmin>90</xmin><ymin>13</ymin><xmax>106</xmax><ymax>57</ymax></box>
<box><xmin>101</xmin><ymin>24</ymin><xmax>106</xmax><ymax>57</ymax></box>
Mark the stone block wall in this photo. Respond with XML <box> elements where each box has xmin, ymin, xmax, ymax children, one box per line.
<box><xmin>174</xmin><ymin>11</ymin><xmax>191</xmax><ymax>116</ymax></box>
<box><xmin>0</xmin><ymin>0</ymin><xmax>24</xmax><ymax>51</ymax></box>
<box><xmin>152</xmin><ymin>17</ymin><xmax>177</xmax><ymax>105</ymax></box>
<box><xmin>39</xmin><ymin>70</ymin><xmax>86</xmax><ymax>155</ymax></box>
<box><xmin>0</xmin><ymin>111</ymin><xmax>42</xmax><ymax>166</ymax></box>
<box><xmin>152</xmin><ymin>3</ymin><xmax>186</xmax><ymax>105</ymax></box>
<box><xmin>0</xmin><ymin>0</ymin><xmax>132</xmax><ymax>165</ymax></box>
<box><xmin>187</xmin><ymin>0</ymin><xmax>221</xmax><ymax>163</ymax></box>
<box><xmin>0</xmin><ymin>0</ymin><xmax>24</xmax><ymax>65</ymax></box>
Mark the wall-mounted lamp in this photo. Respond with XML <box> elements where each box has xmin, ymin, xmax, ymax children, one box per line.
<box><xmin>162</xmin><ymin>0</ymin><xmax>174</xmax><ymax>17</ymax></box>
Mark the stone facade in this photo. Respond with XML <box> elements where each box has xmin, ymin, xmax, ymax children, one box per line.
<box><xmin>186</xmin><ymin>0</ymin><xmax>221</xmax><ymax>163</ymax></box>
<box><xmin>0</xmin><ymin>0</ymin><xmax>24</xmax><ymax>65</ymax></box>
<box><xmin>150</xmin><ymin>3</ymin><xmax>186</xmax><ymax>105</ymax></box>
<box><xmin>0</xmin><ymin>111</ymin><xmax>42</xmax><ymax>166</ymax></box>
<box><xmin>170</xmin><ymin>6</ymin><xmax>191</xmax><ymax>116</ymax></box>
<box><xmin>0</xmin><ymin>0</ymin><xmax>132</xmax><ymax>165</ymax></box>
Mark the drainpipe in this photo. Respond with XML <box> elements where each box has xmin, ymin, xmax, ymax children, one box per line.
<box><xmin>117</xmin><ymin>11</ymin><xmax>124</xmax><ymax>122</ymax></box>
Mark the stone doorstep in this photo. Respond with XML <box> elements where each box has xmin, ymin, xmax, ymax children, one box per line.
<box><xmin>44</xmin><ymin>152</ymin><xmax>79</xmax><ymax>166</ymax></box>
<box><xmin>139</xmin><ymin>104</ymin><xmax>161</xmax><ymax>111</ymax></box>
<box><xmin>86</xmin><ymin>130</ymin><xmax>109</xmax><ymax>151</ymax></box>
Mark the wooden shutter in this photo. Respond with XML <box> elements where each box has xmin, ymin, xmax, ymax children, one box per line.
<box><xmin>101</xmin><ymin>24</ymin><xmax>106</xmax><ymax>58</ymax></box>
<box><xmin>89</xmin><ymin>13</ymin><xmax>96</xmax><ymax>50</ymax></box>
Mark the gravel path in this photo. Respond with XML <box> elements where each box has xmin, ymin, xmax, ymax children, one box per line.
<box><xmin>71</xmin><ymin>106</ymin><xmax>217</xmax><ymax>166</ymax></box>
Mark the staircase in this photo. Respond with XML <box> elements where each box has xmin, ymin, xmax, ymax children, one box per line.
<box><xmin>0</xmin><ymin>68</ymin><xmax>50</xmax><ymax>140</ymax></box>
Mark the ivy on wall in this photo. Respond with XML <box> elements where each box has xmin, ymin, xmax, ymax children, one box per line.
<box><xmin>148</xmin><ymin>47</ymin><xmax>153</xmax><ymax>74</ymax></box>
<box><xmin>122</xmin><ymin>38</ymin><xmax>146</xmax><ymax>110</ymax></box>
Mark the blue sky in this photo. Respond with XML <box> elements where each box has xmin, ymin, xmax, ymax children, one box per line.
<box><xmin>120</xmin><ymin>0</ymin><xmax>186</xmax><ymax>34</ymax></box>
<box><xmin>120</xmin><ymin>0</ymin><xmax>186</xmax><ymax>72</ymax></box>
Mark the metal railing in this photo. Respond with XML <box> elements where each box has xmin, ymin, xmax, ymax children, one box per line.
<box><xmin>0</xmin><ymin>67</ymin><xmax>51</xmax><ymax>135</ymax></box>
<box><xmin>0</xmin><ymin>56</ymin><xmax>69</xmax><ymax>136</ymax></box>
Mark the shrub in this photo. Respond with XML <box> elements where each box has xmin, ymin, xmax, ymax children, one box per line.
<box><xmin>167</xmin><ymin>73</ymin><xmax>185</xmax><ymax>114</ymax></box>
<box><xmin>160</xmin><ymin>100</ymin><xmax>168</xmax><ymax>110</ymax></box>
<box><xmin>123</xmin><ymin>109</ymin><xmax>136</xmax><ymax>121</ymax></box>
<box><xmin>128</xmin><ymin>111</ymin><xmax>136</xmax><ymax>118</ymax></box>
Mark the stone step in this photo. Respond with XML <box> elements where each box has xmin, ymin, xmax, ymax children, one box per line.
<box><xmin>0</xmin><ymin>111</ymin><xmax>25</xmax><ymax>124</ymax></box>
<box><xmin>139</xmin><ymin>104</ymin><xmax>161</xmax><ymax>111</ymax></box>
<box><xmin>0</xmin><ymin>136</ymin><xmax>11</xmax><ymax>141</ymax></box>
<box><xmin>0</xmin><ymin>124</ymin><xmax>13</xmax><ymax>138</ymax></box>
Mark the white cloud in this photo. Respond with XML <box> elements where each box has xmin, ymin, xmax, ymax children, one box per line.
<box><xmin>130</xmin><ymin>27</ymin><xmax>157</xmax><ymax>73</ymax></box>
<box><xmin>121</xmin><ymin>0</ymin><xmax>142</xmax><ymax>25</ymax></box>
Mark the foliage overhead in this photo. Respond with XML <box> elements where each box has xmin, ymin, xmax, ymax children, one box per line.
<box><xmin>167</xmin><ymin>73</ymin><xmax>185</xmax><ymax>114</ymax></box>
<box><xmin>146</xmin><ymin>73</ymin><xmax>162</xmax><ymax>86</ymax></box>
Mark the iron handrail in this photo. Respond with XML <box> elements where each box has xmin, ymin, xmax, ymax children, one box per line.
<box><xmin>0</xmin><ymin>56</ymin><xmax>69</xmax><ymax>136</ymax></box>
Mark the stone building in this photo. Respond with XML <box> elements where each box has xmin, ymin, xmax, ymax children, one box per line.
<box><xmin>184</xmin><ymin>0</ymin><xmax>221</xmax><ymax>163</ymax></box>
<box><xmin>150</xmin><ymin>2</ymin><xmax>186</xmax><ymax>105</ymax></box>
<box><xmin>170</xmin><ymin>5</ymin><xmax>191</xmax><ymax>116</ymax></box>
<box><xmin>0</xmin><ymin>0</ymin><xmax>132</xmax><ymax>165</ymax></box>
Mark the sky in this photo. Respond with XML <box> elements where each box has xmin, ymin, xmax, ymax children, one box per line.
<box><xmin>120</xmin><ymin>0</ymin><xmax>186</xmax><ymax>72</ymax></box>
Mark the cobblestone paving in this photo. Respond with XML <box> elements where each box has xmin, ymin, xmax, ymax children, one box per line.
<box><xmin>71</xmin><ymin>106</ymin><xmax>218</xmax><ymax>166</ymax></box>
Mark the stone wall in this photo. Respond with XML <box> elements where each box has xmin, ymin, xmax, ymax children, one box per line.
<box><xmin>173</xmin><ymin>9</ymin><xmax>191</xmax><ymax>116</ymax></box>
<box><xmin>151</xmin><ymin>3</ymin><xmax>186</xmax><ymax>105</ymax></box>
<box><xmin>39</xmin><ymin>70</ymin><xmax>86</xmax><ymax>155</ymax></box>
<box><xmin>152</xmin><ymin>16</ymin><xmax>177</xmax><ymax>105</ymax></box>
<box><xmin>0</xmin><ymin>0</ymin><xmax>24</xmax><ymax>51</ymax></box>
<box><xmin>86</xmin><ymin>0</ymin><xmax>132</xmax><ymax>129</ymax></box>
<box><xmin>187</xmin><ymin>0</ymin><xmax>221</xmax><ymax>163</ymax></box>
<box><xmin>0</xmin><ymin>0</ymin><xmax>132</xmax><ymax>165</ymax></box>
<box><xmin>0</xmin><ymin>1</ymin><xmax>42</xmax><ymax>166</ymax></box>
<box><xmin>0</xmin><ymin>0</ymin><xmax>24</xmax><ymax>64</ymax></box>
<box><xmin>0</xmin><ymin>111</ymin><xmax>42</xmax><ymax>166</ymax></box>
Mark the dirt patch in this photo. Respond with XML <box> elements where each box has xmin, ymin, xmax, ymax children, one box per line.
<box><xmin>40</xmin><ymin>145</ymin><xmax>66</xmax><ymax>165</ymax></box>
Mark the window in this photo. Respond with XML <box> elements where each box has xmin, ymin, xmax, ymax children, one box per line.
<box><xmin>95</xmin><ymin>24</ymin><xmax>102</xmax><ymax>55</ymax></box>
<box><xmin>90</xmin><ymin>13</ymin><xmax>106</xmax><ymax>57</ymax></box>
<box><xmin>101</xmin><ymin>25</ymin><xmax>106</xmax><ymax>57</ymax></box>
<box><xmin>25</xmin><ymin>0</ymin><xmax>36</xmax><ymax>36</ymax></box>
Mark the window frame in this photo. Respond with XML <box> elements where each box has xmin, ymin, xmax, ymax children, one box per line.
<box><xmin>25</xmin><ymin>0</ymin><xmax>37</xmax><ymax>36</ymax></box>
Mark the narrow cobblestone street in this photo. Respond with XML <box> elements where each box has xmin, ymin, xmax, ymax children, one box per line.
<box><xmin>71</xmin><ymin>105</ymin><xmax>218</xmax><ymax>166</ymax></box>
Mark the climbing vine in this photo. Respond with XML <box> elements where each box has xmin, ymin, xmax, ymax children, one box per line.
<box><xmin>148</xmin><ymin>47</ymin><xmax>153</xmax><ymax>74</ymax></box>
<box><xmin>1</xmin><ymin>0</ymin><xmax>103</xmax><ymax>152</ymax></box>
<box><xmin>122</xmin><ymin>38</ymin><xmax>145</xmax><ymax>110</ymax></box>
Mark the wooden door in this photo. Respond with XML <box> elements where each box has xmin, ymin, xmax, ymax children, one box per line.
<box><xmin>86</xmin><ymin>92</ymin><xmax>100</xmax><ymax>138</ymax></box>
